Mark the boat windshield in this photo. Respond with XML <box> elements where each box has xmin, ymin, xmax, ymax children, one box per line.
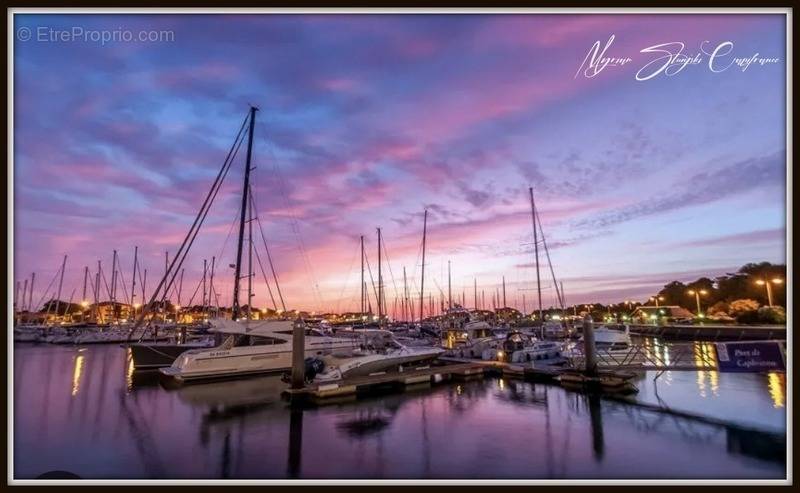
<box><xmin>233</xmin><ymin>334</ymin><xmax>288</xmax><ymax>347</ymax></box>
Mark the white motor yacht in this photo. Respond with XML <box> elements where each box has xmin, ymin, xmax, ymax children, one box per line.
<box><xmin>485</xmin><ymin>331</ymin><xmax>565</xmax><ymax>363</ymax></box>
<box><xmin>441</xmin><ymin>312</ymin><xmax>500</xmax><ymax>356</ymax></box>
<box><xmin>159</xmin><ymin>319</ymin><xmax>359</xmax><ymax>384</ymax></box>
<box><xmin>586</xmin><ymin>325</ymin><xmax>632</xmax><ymax>350</ymax></box>
<box><xmin>313</xmin><ymin>330</ymin><xmax>444</xmax><ymax>382</ymax></box>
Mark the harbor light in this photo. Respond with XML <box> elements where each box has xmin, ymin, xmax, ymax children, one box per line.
<box><xmin>755</xmin><ymin>278</ymin><xmax>783</xmax><ymax>306</ymax></box>
<box><xmin>80</xmin><ymin>300</ymin><xmax>89</xmax><ymax>308</ymax></box>
<box><xmin>687</xmin><ymin>289</ymin><xmax>708</xmax><ymax>315</ymax></box>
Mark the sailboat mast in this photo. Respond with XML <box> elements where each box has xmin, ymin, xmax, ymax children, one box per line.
<box><xmin>210</xmin><ymin>257</ymin><xmax>216</xmax><ymax>317</ymax></box>
<box><xmin>131</xmin><ymin>246</ymin><xmax>138</xmax><ymax>309</ymax></box>
<box><xmin>360</xmin><ymin>235</ymin><xmax>365</xmax><ymax>314</ymax></box>
<box><xmin>164</xmin><ymin>251</ymin><xmax>169</xmax><ymax>311</ymax></box>
<box><xmin>29</xmin><ymin>273</ymin><xmax>35</xmax><ymax>312</ymax></box>
<box><xmin>95</xmin><ymin>261</ymin><xmax>101</xmax><ymax>322</ymax></box>
<box><xmin>21</xmin><ymin>279</ymin><xmax>27</xmax><ymax>312</ymax></box>
<box><xmin>474</xmin><ymin>278</ymin><xmax>477</xmax><ymax>311</ymax></box>
<box><xmin>247</xmin><ymin>195</ymin><xmax>254</xmax><ymax>320</ymax></box>
<box><xmin>81</xmin><ymin>266</ymin><xmax>88</xmax><ymax>303</ymax></box>
<box><xmin>203</xmin><ymin>259</ymin><xmax>208</xmax><ymax>319</ymax></box>
<box><xmin>502</xmin><ymin>276</ymin><xmax>506</xmax><ymax>308</ymax></box>
<box><xmin>447</xmin><ymin>260</ymin><xmax>452</xmax><ymax>309</ymax></box>
<box><xmin>110</xmin><ymin>250</ymin><xmax>118</xmax><ymax>306</ymax></box>
<box><xmin>529</xmin><ymin>187</ymin><xmax>543</xmax><ymax>320</ymax></box>
<box><xmin>377</xmin><ymin>227</ymin><xmax>383</xmax><ymax>320</ymax></box>
<box><xmin>419</xmin><ymin>208</ymin><xmax>427</xmax><ymax>321</ymax></box>
<box><xmin>54</xmin><ymin>255</ymin><xmax>67</xmax><ymax>321</ymax></box>
<box><xmin>403</xmin><ymin>266</ymin><xmax>408</xmax><ymax>322</ymax></box>
<box><xmin>232</xmin><ymin>106</ymin><xmax>258</xmax><ymax>321</ymax></box>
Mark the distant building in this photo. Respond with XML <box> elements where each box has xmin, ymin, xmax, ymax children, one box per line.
<box><xmin>93</xmin><ymin>301</ymin><xmax>133</xmax><ymax>323</ymax></box>
<box><xmin>495</xmin><ymin>307</ymin><xmax>522</xmax><ymax>322</ymax></box>
<box><xmin>632</xmin><ymin>305</ymin><xmax>694</xmax><ymax>322</ymax></box>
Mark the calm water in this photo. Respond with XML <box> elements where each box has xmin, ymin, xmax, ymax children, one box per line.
<box><xmin>13</xmin><ymin>343</ymin><xmax>786</xmax><ymax>479</ymax></box>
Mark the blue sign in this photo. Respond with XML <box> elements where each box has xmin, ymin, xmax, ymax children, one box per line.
<box><xmin>714</xmin><ymin>341</ymin><xmax>786</xmax><ymax>372</ymax></box>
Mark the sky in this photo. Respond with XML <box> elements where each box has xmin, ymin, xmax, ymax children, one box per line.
<box><xmin>12</xmin><ymin>13</ymin><xmax>788</xmax><ymax>315</ymax></box>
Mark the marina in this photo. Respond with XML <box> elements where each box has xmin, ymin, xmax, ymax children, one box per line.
<box><xmin>10</xmin><ymin>104</ymin><xmax>789</xmax><ymax>481</ymax></box>
<box><xmin>10</xmin><ymin>9</ymin><xmax>790</xmax><ymax>484</ymax></box>
<box><xmin>12</xmin><ymin>342</ymin><xmax>786</xmax><ymax>479</ymax></box>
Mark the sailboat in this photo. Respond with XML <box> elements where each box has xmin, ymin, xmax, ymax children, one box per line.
<box><xmin>526</xmin><ymin>187</ymin><xmax>570</xmax><ymax>338</ymax></box>
<box><xmin>148</xmin><ymin>107</ymin><xmax>361</xmax><ymax>383</ymax></box>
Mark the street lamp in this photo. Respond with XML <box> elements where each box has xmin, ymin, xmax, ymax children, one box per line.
<box><xmin>755</xmin><ymin>278</ymin><xmax>783</xmax><ymax>307</ymax></box>
<box><xmin>687</xmin><ymin>289</ymin><xmax>708</xmax><ymax>316</ymax></box>
<box><xmin>649</xmin><ymin>295</ymin><xmax>665</xmax><ymax>307</ymax></box>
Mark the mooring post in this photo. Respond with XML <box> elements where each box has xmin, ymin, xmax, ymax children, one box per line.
<box><xmin>583</xmin><ymin>314</ymin><xmax>597</xmax><ymax>376</ymax></box>
<box><xmin>291</xmin><ymin>318</ymin><xmax>306</xmax><ymax>389</ymax></box>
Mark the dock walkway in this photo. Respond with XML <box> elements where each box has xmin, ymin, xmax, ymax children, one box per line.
<box><xmin>282</xmin><ymin>361</ymin><xmax>486</xmax><ymax>403</ymax></box>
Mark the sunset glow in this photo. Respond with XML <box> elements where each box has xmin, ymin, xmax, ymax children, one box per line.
<box><xmin>13</xmin><ymin>14</ymin><xmax>786</xmax><ymax>313</ymax></box>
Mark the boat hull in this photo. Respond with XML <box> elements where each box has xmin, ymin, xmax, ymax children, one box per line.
<box><xmin>338</xmin><ymin>350</ymin><xmax>444</xmax><ymax>379</ymax></box>
<box><xmin>129</xmin><ymin>342</ymin><xmax>212</xmax><ymax>369</ymax></box>
<box><xmin>159</xmin><ymin>344</ymin><xmax>355</xmax><ymax>384</ymax></box>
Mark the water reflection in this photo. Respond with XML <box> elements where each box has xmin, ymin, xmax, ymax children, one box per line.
<box><xmin>71</xmin><ymin>351</ymin><xmax>85</xmax><ymax>397</ymax></box>
<box><xmin>13</xmin><ymin>344</ymin><xmax>786</xmax><ymax>479</ymax></box>
<box><xmin>287</xmin><ymin>408</ymin><xmax>303</xmax><ymax>478</ymax></box>
<box><xmin>767</xmin><ymin>372</ymin><xmax>785</xmax><ymax>408</ymax></box>
<box><xmin>336</xmin><ymin>409</ymin><xmax>394</xmax><ymax>438</ymax></box>
<box><xmin>587</xmin><ymin>393</ymin><xmax>605</xmax><ymax>461</ymax></box>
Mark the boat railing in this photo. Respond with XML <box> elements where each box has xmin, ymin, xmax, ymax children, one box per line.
<box><xmin>567</xmin><ymin>341</ymin><xmax>719</xmax><ymax>377</ymax></box>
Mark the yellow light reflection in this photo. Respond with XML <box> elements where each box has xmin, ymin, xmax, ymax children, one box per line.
<box><xmin>709</xmin><ymin>369</ymin><xmax>719</xmax><ymax>396</ymax></box>
<box><xmin>693</xmin><ymin>342</ymin><xmax>719</xmax><ymax>397</ymax></box>
<box><xmin>71</xmin><ymin>353</ymin><xmax>85</xmax><ymax>397</ymax></box>
<box><xmin>498</xmin><ymin>378</ymin><xmax>505</xmax><ymax>390</ymax></box>
<box><xmin>767</xmin><ymin>372</ymin><xmax>785</xmax><ymax>408</ymax></box>
<box><xmin>696</xmin><ymin>370</ymin><xmax>707</xmax><ymax>398</ymax></box>
<box><xmin>126</xmin><ymin>349</ymin><xmax>135</xmax><ymax>391</ymax></box>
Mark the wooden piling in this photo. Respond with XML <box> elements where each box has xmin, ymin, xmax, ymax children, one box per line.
<box><xmin>582</xmin><ymin>314</ymin><xmax>598</xmax><ymax>376</ymax></box>
<box><xmin>291</xmin><ymin>318</ymin><xmax>305</xmax><ymax>389</ymax></box>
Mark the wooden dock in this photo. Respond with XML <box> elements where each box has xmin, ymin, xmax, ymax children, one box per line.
<box><xmin>440</xmin><ymin>356</ymin><xmax>566</xmax><ymax>381</ymax></box>
<box><xmin>282</xmin><ymin>361</ymin><xmax>486</xmax><ymax>404</ymax></box>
